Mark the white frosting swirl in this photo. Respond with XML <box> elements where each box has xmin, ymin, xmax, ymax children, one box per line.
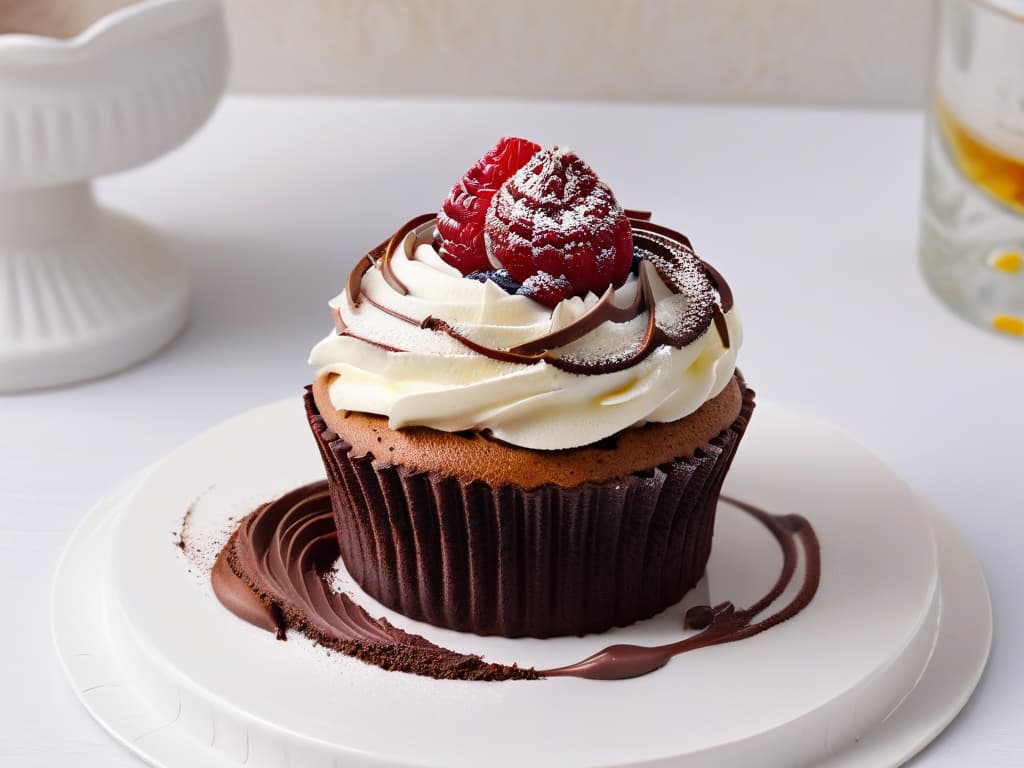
<box><xmin>309</xmin><ymin>227</ymin><xmax>741</xmax><ymax>451</ymax></box>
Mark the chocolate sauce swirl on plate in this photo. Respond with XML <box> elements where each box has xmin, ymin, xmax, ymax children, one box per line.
<box><xmin>210</xmin><ymin>483</ymin><xmax>820</xmax><ymax>682</ymax></box>
<box><xmin>210</xmin><ymin>484</ymin><xmax>539</xmax><ymax>681</ymax></box>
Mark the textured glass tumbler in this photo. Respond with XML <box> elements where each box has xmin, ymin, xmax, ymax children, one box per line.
<box><xmin>921</xmin><ymin>0</ymin><xmax>1024</xmax><ymax>338</ymax></box>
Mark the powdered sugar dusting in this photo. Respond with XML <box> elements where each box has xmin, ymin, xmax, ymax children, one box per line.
<box><xmin>546</xmin><ymin>242</ymin><xmax>717</xmax><ymax>369</ymax></box>
<box><xmin>635</xmin><ymin>237</ymin><xmax>717</xmax><ymax>342</ymax></box>
<box><xmin>311</xmin><ymin>208</ymin><xmax>739</xmax><ymax>449</ymax></box>
<box><xmin>554</xmin><ymin>312</ymin><xmax>647</xmax><ymax>367</ymax></box>
<box><xmin>484</xmin><ymin>147</ymin><xmax>634</xmax><ymax>303</ymax></box>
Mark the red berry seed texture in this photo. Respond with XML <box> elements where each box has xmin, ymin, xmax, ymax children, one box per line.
<box><xmin>436</xmin><ymin>137</ymin><xmax>541</xmax><ymax>275</ymax></box>
<box><xmin>486</xmin><ymin>148</ymin><xmax>632</xmax><ymax>307</ymax></box>
<box><xmin>438</xmin><ymin>141</ymin><xmax>633</xmax><ymax>308</ymax></box>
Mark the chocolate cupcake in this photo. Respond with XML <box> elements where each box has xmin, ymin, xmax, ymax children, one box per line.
<box><xmin>307</xmin><ymin>138</ymin><xmax>751</xmax><ymax>638</ymax></box>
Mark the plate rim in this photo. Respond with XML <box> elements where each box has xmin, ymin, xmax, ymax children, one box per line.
<box><xmin>51</xmin><ymin>400</ymin><xmax>992</xmax><ymax>768</ymax></box>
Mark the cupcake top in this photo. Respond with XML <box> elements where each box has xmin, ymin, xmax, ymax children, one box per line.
<box><xmin>309</xmin><ymin>138</ymin><xmax>741</xmax><ymax>451</ymax></box>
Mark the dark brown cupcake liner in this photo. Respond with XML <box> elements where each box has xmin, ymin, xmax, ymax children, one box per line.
<box><xmin>304</xmin><ymin>384</ymin><xmax>755</xmax><ymax>638</ymax></box>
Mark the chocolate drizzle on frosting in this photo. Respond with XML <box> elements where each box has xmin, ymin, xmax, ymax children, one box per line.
<box><xmin>507</xmin><ymin>280</ymin><xmax>644</xmax><ymax>355</ymax></box>
<box><xmin>329</xmin><ymin>305</ymin><xmax>404</xmax><ymax>353</ymax></box>
<box><xmin>346</xmin><ymin>255</ymin><xmax>372</xmax><ymax>310</ymax></box>
<box><xmin>379</xmin><ymin>213</ymin><xmax>435</xmax><ymax>295</ymax></box>
<box><xmin>210</xmin><ymin>484</ymin><xmax>819</xmax><ymax>682</ymax></box>
<box><xmin>712</xmin><ymin>304</ymin><xmax>731</xmax><ymax>349</ymax></box>
<box><xmin>700</xmin><ymin>259</ymin><xmax>734</xmax><ymax>314</ymax></box>
<box><xmin>628</xmin><ymin>216</ymin><xmax>734</xmax><ymax>318</ymax></box>
<box><xmin>345</xmin><ymin>213</ymin><xmax>436</xmax><ymax>309</ymax></box>
<box><xmin>627</xmin><ymin>217</ymin><xmax>693</xmax><ymax>250</ymax></box>
<box><xmin>623</xmin><ymin>209</ymin><xmax>653</xmax><ymax>221</ymax></box>
<box><xmin>338</xmin><ymin>212</ymin><xmax>734</xmax><ymax>371</ymax></box>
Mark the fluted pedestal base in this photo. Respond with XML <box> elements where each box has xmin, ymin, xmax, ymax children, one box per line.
<box><xmin>0</xmin><ymin>184</ymin><xmax>188</xmax><ymax>391</ymax></box>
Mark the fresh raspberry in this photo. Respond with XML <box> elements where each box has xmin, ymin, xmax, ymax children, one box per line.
<box><xmin>483</xmin><ymin>147</ymin><xmax>633</xmax><ymax>307</ymax></box>
<box><xmin>436</xmin><ymin>137</ymin><xmax>541</xmax><ymax>275</ymax></box>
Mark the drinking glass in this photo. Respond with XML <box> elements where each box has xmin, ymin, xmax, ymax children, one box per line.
<box><xmin>921</xmin><ymin>0</ymin><xmax>1024</xmax><ymax>337</ymax></box>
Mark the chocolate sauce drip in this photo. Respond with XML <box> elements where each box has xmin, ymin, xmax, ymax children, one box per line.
<box><xmin>541</xmin><ymin>496</ymin><xmax>820</xmax><ymax>680</ymax></box>
<box><xmin>338</xmin><ymin>213</ymin><xmax>733</xmax><ymax>373</ymax></box>
<box><xmin>210</xmin><ymin>486</ymin><xmax>819</xmax><ymax>682</ymax></box>
<box><xmin>684</xmin><ymin>604</ymin><xmax>715</xmax><ymax>630</ymax></box>
<box><xmin>210</xmin><ymin>483</ymin><xmax>540</xmax><ymax>681</ymax></box>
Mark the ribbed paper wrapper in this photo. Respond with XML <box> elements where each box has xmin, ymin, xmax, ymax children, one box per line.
<box><xmin>304</xmin><ymin>386</ymin><xmax>755</xmax><ymax>638</ymax></box>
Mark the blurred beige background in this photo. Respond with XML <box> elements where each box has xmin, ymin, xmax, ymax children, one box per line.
<box><xmin>222</xmin><ymin>0</ymin><xmax>933</xmax><ymax>108</ymax></box>
<box><xmin>0</xmin><ymin>0</ymin><xmax>933</xmax><ymax>107</ymax></box>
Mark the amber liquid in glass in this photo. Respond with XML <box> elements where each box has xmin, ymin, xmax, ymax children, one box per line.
<box><xmin>921</xmin><ymin>99</ymin><xmax>1024</xmax><ymax>336</ymax></box>
<box><xmin>936</xmin><ymin>101</ymin><xmax>1024</xmax><ymax>214</ymax></box>
<box><xmin>920</xmin><ymin>0</ymin><xmax>1024</xmax><ymax>337</ymax></box>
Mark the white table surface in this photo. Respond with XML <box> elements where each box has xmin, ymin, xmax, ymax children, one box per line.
<box><xmin>1</xmin><ymin>96</ymin><xmax>1020</xmax><ymax>767</ymax></box>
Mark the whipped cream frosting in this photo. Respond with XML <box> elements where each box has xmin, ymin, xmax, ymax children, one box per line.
<box><xmin>309</xmin><ymin>221</ymin><xmax>741</xmax><ymax>451</ymax></box>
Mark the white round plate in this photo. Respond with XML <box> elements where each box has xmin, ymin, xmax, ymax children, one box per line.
<box><xmin>53</xmin><ymin>400</ymin><xmax>991</xmax><ymax>767</ymax></box>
